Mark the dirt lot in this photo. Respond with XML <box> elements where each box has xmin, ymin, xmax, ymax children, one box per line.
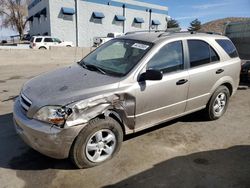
<box><xmin>0</xmin><ymin>51</ymin><xmax>250</xmax><ymax>188</ymax></box>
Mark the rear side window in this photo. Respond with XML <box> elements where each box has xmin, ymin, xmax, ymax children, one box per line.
<box><xmin>216</xmin><ymin>39</ymin><xmax>238</xmax><ymax>58</ymax></box>
<box><xmin>35</xmin><ymin>38</ymin><xmax>42</xmax><ymax>42</ymax></box>
<box><xmin>44</xmin><ymin>38</ymin><xmax>53</xmax><ymax>42</ymax></box>
<box><xmin>188</xmin><ymin>40</ymin><xmax>220</xmax><ymax>68</ymax></box>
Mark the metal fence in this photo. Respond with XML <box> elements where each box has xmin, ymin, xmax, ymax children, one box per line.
<box><xmin>225</xmin><ymin>21</ymin><xmax>250</xmax><ymax>60</ymax></box>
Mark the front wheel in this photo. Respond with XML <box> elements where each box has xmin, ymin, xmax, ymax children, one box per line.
<box><xmin>38</xmin><ymin>46</ymin><xmax>47</xmax><ymax>50</ymax></box>
<box><xmin>70</xmin><ymin>117</ymin><xmax>123</xmax><ymax>168</ymax></box>
<box><xmin>205</xmin><ymin>85</ymin><xmax>230</xmax><ymax>120</ymax></box>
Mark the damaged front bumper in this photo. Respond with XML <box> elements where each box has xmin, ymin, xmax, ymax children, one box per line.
<box><xmin>13</xmin><ymin>99</ymin><xmax>85</xmax><ymax>159</ymax></box>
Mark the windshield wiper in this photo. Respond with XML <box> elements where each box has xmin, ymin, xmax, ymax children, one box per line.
<box><xmin>79</xmin><ymin>61</ymin><xmax>107</xmax><ymax>75</ymax></box>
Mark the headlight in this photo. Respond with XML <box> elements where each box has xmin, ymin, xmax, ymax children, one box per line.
<box><xmin>33</xmin><ymin>106</ymin><xmax>72</xmax><ymax>127</ymax></box>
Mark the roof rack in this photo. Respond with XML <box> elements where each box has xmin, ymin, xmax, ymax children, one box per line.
<box><xmin>125</xmin><ymin>29</ymin><xmax>223</xmax><ymax>37</ymax></box>
<box><xmin>202</xmin><ymin>31</ymin><xmax>222</xmax><ymax>35</ymax></box>
<box><xmin>157</xmin><ymin>31</ymin><xmax>193</xmax><ymax>38</ymax></box>
<box><xmin>158</xmin><ymin>31</ymin><xmax>222</xmax><ymax>38</ymax></box>
<box><xmin>125</xmin><ymin>30</ymin><xmax>165</xmax><ymax>35</ymax></box>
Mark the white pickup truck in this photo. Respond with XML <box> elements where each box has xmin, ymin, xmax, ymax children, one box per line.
<box><xmin>93</xmin><ymin>32</ymin><xmax>123</xmax><ymax>47</ymax></box>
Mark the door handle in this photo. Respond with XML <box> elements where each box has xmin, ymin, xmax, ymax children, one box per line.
<box><xmin>176</xmin><ymin>79</ymin><xmax>188</xmax><ymax>85</ymax></box>
<box><xmin>216</xmin><ymin>69</ymin><xmax>224</xmax><ymax>74</ymax></box>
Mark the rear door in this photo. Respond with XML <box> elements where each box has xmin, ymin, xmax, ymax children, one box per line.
<box><xmin>185</xmin><ymin>39</ymin><xmax>224</xmax><ymax>111</ymax></box>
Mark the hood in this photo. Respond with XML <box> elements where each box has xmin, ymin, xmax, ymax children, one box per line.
<box><xmin>22</xmin><ymin>64</ymin><xmax>120</xmax><ymax>107</ymax></box>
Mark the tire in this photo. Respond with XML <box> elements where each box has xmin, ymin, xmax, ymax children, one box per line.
<box><xmin>66</xmin><ymin>45</ymin><xmax>71</xmax><ymax>47</ymax></box>
<box><xmin>70</xmin><ymin>117</ymin><xmax>123</xmax><ymax>169</ymax></box>
<box><xmin>205</xmin><ymin>85</ymin><xmax>230</xmax><ymax>120</ymax></box>
<box><xmin>39</xmin><ymin>46</ymin><xmax>47</xmax><ymax>50</ymax></box>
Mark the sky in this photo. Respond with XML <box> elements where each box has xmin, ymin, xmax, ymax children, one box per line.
<box><xmin>139</xmin><ymin>0</ymin><xmax>250</xmax><ymax>29</ymax></box>
<box><xmin>1</xmin><ymin>0</ymin><xmax>250</xmax><ymax>39</ymax></box>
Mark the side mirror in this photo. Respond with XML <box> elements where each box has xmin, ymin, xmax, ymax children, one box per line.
<box><xmin>139</xmin><ymin>69</ymin><xmax>163</xmax><ymax>81</ymax></box>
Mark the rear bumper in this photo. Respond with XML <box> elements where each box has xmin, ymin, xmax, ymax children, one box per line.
<box><xmin>13</xmin><ymin>99</ymin><xmax>84</xmax><ymax>159</ymax></box>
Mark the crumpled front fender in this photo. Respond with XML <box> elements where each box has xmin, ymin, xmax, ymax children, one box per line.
<box><xmin>64</xmin><ymin>93</ymin><xmax>136</xmax><ymax>134</ymax></box>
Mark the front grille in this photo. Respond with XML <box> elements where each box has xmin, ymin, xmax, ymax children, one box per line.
<box><xmin>20</xmin><ymin>93</ymin><xmax>32</xmax><ymax>111</ymax></box>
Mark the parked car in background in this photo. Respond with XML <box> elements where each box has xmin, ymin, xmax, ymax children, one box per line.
<box><xmin>0</xmin><ymin>40</ymin><xmax>7</xmax><ymax>45</ymax></box>
<box><xmin>14</xmin><ymin>31</ymin><xmax>240</xmax><ymax>169</ymax></box>
<box><xmin>93</xmin><ymin>32</ymin><xmax>123</xmax><ymax>47</ymax></box>
<box><xmin>30</xmin><ymin>36</ymin><xmax>74</xmax><ymax>49</ymax></box>
<box><xmin>241</xmin><ymin>60</ymin><xmax>250</xmax><ymax>82</ymax></box>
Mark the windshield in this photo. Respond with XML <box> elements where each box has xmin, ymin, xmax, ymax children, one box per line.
<box><xmin>54</xmin><ymin>38</ymin><xmax>61</xmax><ymax>43</ymax></box>
<box><xmin>79</xmin><ymin>39</ymin><xmax>153</xmax><ymax>77</ymax></box>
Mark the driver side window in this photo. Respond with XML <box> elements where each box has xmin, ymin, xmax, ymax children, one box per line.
<box><xmin>147</xmin><ymin>41</ymin><xmax>184</xmax><ymax>74</ymax></box>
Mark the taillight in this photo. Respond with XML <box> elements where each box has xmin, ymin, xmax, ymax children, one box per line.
<box><xmin>33</xmin><ymin>43</ymin><xmax>36</xmax><ymax>47</ymax></box>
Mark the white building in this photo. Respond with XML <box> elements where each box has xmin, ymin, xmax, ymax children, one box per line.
<box><xmin>27</xmin><ymin>0</ymin><xmax>168</xmax><ymax>47</ymax></box>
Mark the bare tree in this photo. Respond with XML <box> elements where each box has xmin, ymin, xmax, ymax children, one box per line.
<box><xmin>0</xmin><ymin>0</ymin><xmax>29</xmax><ymax>40</ymax></box>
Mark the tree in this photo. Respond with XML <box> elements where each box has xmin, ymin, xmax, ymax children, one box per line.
<box><xmin>188</xmin><ymin>19</ymin><xmax>201</xmax><ymax>32</ymax></box>
<box><xmin>0</xmin><ymin>0</ymin><xmax>29</xmax><ymax>40</ymax></box>
<box><xmin>167</xmin><ymin>19</ymin><xmax>179</xmax><ymax>28</ymax></box>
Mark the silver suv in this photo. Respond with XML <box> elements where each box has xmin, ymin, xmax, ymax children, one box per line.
<box><xmin>13</xmin><ymin>31</ymin><xmax>241</xmax><ymax>168</ymax></box>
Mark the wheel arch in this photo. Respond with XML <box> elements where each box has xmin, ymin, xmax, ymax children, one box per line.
<box><xmin>209</xmin><ymin>76</ymin><xmax>235</xmax><ymax>97</ymax></box>
<box><xmin>221</xmin><ymin>82</ymin><xmax>233</xmax><ymax>96</ymax></box>
<box><xmin>39</xmin><ymin>46</ymin><xmax>47</xmax><ymax>49</ymax></box>
<box><xmin>103</xmin><ymin>109</ymin><xmax>127</xmax><ymax>136</ymax></box>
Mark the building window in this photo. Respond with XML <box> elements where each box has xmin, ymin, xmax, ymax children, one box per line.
<box><xmin>115</xmin><ymin>15</ymin><xmax>126</xmax><ymax>21</ymax></box>
<box><xmin>61</xmin><ymin>7</ymin><xmax>75</xmax><ymax>21</ymax></box>
<box><xmin>40</xmin><ymin>8</ymin><xmax>47</xmax><ymax>21</ymax></box>
<box><xmin>91</xmin><ymin>12</ymin><xmax>105</xmax><ymax>24</ymax></box>
<box><xmin>34</xmin><ymin>12</ymin><xmax>40</xmax><ymax>22</ymax></box>
<box><xmin>151</xmin><ymin>20</ymin><xmax>161</xmax><ymax>30</ymax></box>
<box><xmin>133</xmin><ymin>17</ymin><xmax>144</xmax><ymax>28</ymax></box>
<box><xmin>113</xmin><ymin>15</ymin><xmax>125</xmax><ymax>26</ymax></box>
<box><xmin>152</xmin><ymin>20</ymin><xmax>161</xmax><ymax>26</ymax></box>
<box><xmin>61</xmin><ymin>7</ymin><xmax>75</xmax><ymax>15</ymax></box>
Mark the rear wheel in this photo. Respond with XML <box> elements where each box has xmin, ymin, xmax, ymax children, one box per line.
<box><xmin>205</xmin><ymin>86</ymin><xmax>230</xmax><ymax>120</ymax></box>
<box><xmin>70</xmin><ymin>117</ymin><xmax>123</xmax><ymax>168</ymax></box>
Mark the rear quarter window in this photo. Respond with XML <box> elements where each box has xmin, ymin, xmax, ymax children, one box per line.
<box><xmin>35</xmin><ymin>38</ymin><xmax>42</xmax><ymax>42</ymax></box>
<box><xmin>216</xmin><ymin>39</ymin><xmax>238</xmax><ymax>58</ymax></box>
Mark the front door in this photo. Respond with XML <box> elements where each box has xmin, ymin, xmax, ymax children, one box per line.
<box><xmin>134</xmin><ymin>40</ymin><xmax>189</xmax><ymax>131</ymax></box>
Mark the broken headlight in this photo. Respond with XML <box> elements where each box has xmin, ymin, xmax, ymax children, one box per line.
<box><xmin>33</xmin><ymin>106</ymin><xmax>72</xmax><ymax>128</ymax></box>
